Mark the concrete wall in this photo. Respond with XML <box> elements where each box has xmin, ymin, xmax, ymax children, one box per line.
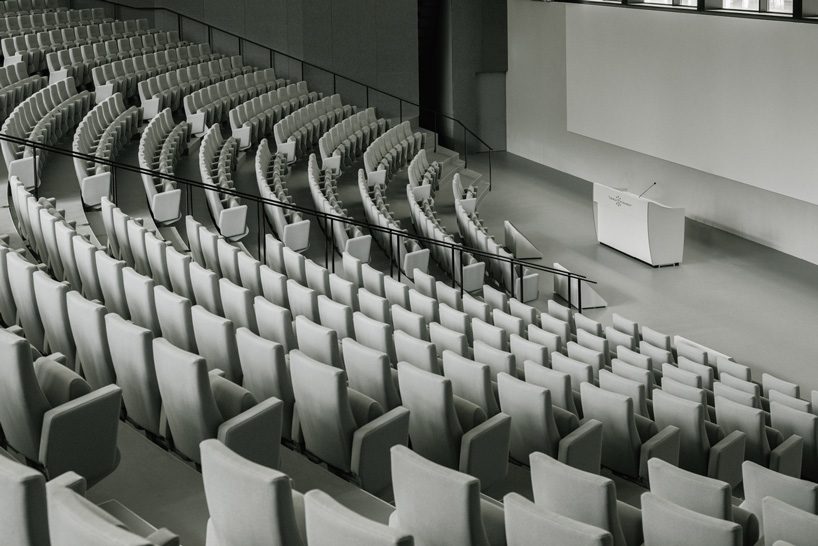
<box><xmin>506</xmin><ymin>0</ymin><xmax>818</xmax><ymax>265</ymax></box>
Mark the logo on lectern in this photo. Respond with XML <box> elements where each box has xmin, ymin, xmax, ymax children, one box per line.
<box><xmin>608</xmin><ymin>195</ymin><xmax>631</xmax><ymax>207</ymax></box>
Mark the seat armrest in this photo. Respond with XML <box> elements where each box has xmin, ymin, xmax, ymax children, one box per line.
<box><xmin>453</xmin><ymin>395</ymin><xmax>486</xmax><ymax>432</ymax></box>
<box><xmin>553</xmin><ymin>405</ymin><xmax>580</xmax><ymax>437</ymax></box>
<box><xmin>617</xmin><ymin>499</ymin><xmax>644</xmax><ymax>546</ymax></box>
<box><xmin>46</xmin><ymin>471</ymin><xmax>87</xmax><ymax>495</ymax></box>
<box><xmin>731</xmin><ymin>505</ymin><xmax>759</xmax><ymax>546</ymax></box>
<box><xmin>40</xmin><ymin>384</ymin><xmax>122</xmax><ymax>486</ymax></box>
<box><xmin>634</xmin><ymin>412</ymin><xmax>658</xmax><ymax>442</ymax></box>
<box><xmin>217</xmin><ymin>397</ymin><xmax>283</xmax><ymax>470</ymax></box>
<box><xmin>348</xmin><ymin>388</ymin><xmax>384</xmax><ymax>426</ymax></box>
<box><xmin>351</xmin><ymin>406</ymin><xmax>410</xmax><ymax>495</ymax></box>
<box><xmin>209</xmin><ymin>375</ymin><xmax>256</xmax><ymax>420</ymax></box>
<box><xmin>146</xmin><ymin>528</ymin><xmax>180</xmax><ymax>546</ymax></box>
<box><xmin>34</xmin><ymin>357</ymin><xmax>91</xmax><ymax>407</ymax></box>
<box><xmin>558</xmin><ymin>418</ymin><xmax>603</xmax><ymax>474</ymax></box>
<box><xmin>480</xmin><ymin>495</ymin><xmax>506</xmax><ymax>546</ymax></box>
<box><xmin>639</xmin><ymin>425</ymin><xmax>680</xmax><ymax>481</ymax></box>
<box><xmin>769</xmin><ymin>434</ymin><xmax>803</xmax><ymax>478</ymax></box>
<box><xmin>707</xmin><ymin>430</ymin><xmax>745</xmax><ymax>488</ymax></box>
<box><xmin>459</xmin><ymin>413</ymin><xmax>511</xmax><ymax>491</ymax></box>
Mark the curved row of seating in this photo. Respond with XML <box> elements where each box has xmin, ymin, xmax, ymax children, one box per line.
<box><xmin>255</xmin><ymin>138</ymin><xmax>310</xmax><ymax>251</ymax></box>
<box><xmin>1</xmin><ymin>77</ymin><xmax>90</xmax><ymax>189</ymax></box>
<box><xmin>0</xmin><ymin>59</ymin><xmax>45</xmax><ymax>121</ymax></box>
<box><xmin>183</xmin><ymin>67</ymin><xmax>282</xmax><ymax>135</ymax></box>
<box><xmin>47</xmin><ymin>30</ymin><xmax>184</xmax><ymax>87</ymax></box>
<box><xmin>0</xmin><ymin>7</ymin><xmax>107</xmax><ymax>39</ymax></box>
<box><xmin>229</xmin><ymin>80</ymin><xmax>319</xmax><ymax>149</ymax></box>
<box><xmin>454</xmin><ymin>181</ymin><xmax>540</xmax><ymax>303</ymax></box>
<box><xmin>273</xmin><ymin>93</ymin><xmax>354</xmax><ymax>161</ymax></box>
<box><xmin>362</xmin><ymin>121</ymin><xmax>424</xmax><ymax>184</ymax></box>
<box><xmin>407</xmin><ymin>182</ymin><xmax>486</xmax><ymax>293</ymax></box>
<box><xmin>139</xmin><ymin>55</ymin><xmax>246</xmax><ymax>120</ymax></box>
<box><xmin>357</xmin><ymin>168</ymin><xmax>430</xmax><ymax>279</ymax></box>
<box><xmin>306</xmin><ymin>153</ymin><xmax>371</xmax><ymax>261</ymax></box>
<box><xmin>137</xmin><ymin>108</ymin><xmax>189</xmax><ymax>225</ymax></box>
<box><xmin>199</xmin><ymin>124</ymin><xmax>247</xmax><ymax>239</ymax></box>
<box><xmin>0</xmin><ymin>0</ymin><xmax>63</xmax><ymax>16</ymax></box>
<box><xmin>317</xmin><ymin>107</ymin><xmax>388</xmax><ymax>171</ymax></box>
<box><xmin>72</xmin><ymin>92</ymin><xmax>140</xmax><ymax>208</ymax></box>
<box><xmin>91</xmin><ymin>42</ymin><xmax>219</xmax><ymax>103</ymax></box>
<box><xmin>408</xmin><ymin>147</ymin><xmax>442</xmax><ymax>190</ymax></box>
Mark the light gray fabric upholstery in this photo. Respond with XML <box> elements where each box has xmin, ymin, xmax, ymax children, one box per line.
<box><xmin>343</xmin><ymin>338</ymin><xmax>401</xmax><ymax>410</ymax></box>
<box><xmin>762</xmin><ymin>496</ymin><xmax>818</xmax><ymax>546</ymax></box>
<box><xmin>641</xmin><ymin>493</ymin><xmax>741</xmax><ymax>546</ymax></box>
<box><xmin>473</xmin><ymin>340</ymin><xmax>516</xmax><ymax>379</ymax></box>
<box><xmin>192</xmin><ymin>305</ymin><xmax>243</xmax><ymax>381</ymax></box>
<box><xmin>305</xmin><ymin>490</ymin><xmax>412</xmax><ymax>546</ymax></box>
<box><xmin>287</xmin><ymin>279</ymin><xmax>319</xmax><ymax>323</ymax></box>
<box><xmin>443</xmin><ymin>352</ymin><xmax>500</xmax><ymax>416</ymax></box>
<box><xmin>354</xmin><ymin>312</ymin><xmax>396</xmax><ymax>365</ymax></box>
<box><xmin>391</xmin><ymin>304</ymin><xmax>427</xmax><ymax>341</ymax></box>
<box><xmin>33</xmin><ymin>271</ymin><xmax>76</xmax><ymax>369</ymax></box>
<box><xmin>739</xmin><ymin>461</ymin><xmax>818</xmax><ymax>531</ymax></box>
<box><xmin>429</xmin><ymin>322</ymin><xmax>469</xmax><ymax>357</ymax></box>
<box><xmin>504</xmin><ymin>492</ymin><xmax>612</xmax><ymax>546</ymax></box>
<box><xmin>122</xmin><ymin>267</ymin><xmax>161</xmax><ymax>336</ymax></box>
<box><xmin>318</xmin><ymin>295</ymin><xmax>354</xmax><ymax>341</ymax></box>
<box><xmin>189</xmin><ymin>261</ymin><xmax>222</xmax><ymax>315</ymax></box>
<box><xmin>525</xmin><ymin>361</ymin><xmax>579</xmax><ymax>417</ymax></box>
<box><xmin>66</xmin><ymin>291</ymin><xmax>116</xmax><ymax>389</ymax></box>
<box><xmin>770</xmin><ymin>401</ymin><xmax>818</xmax><ymax>481</ymax></box>
<box><xmin>295</xmin><ymin>315</ymin><xmax>342</xmax><ymax>368</ymax></box>
<box><xmin>0</xmin><ymin>450</ymin><xmax>50</xmax><ymax>546</ymax></box>
<box><xmin>394</xmin><ymin>330</ymin><xmax>439</xmax><ymax>374</ymax></box>
<box><xmin>254</xmin><ymin>296</ymin><xmax>297</xmax><ymax>353</ymax></box>
<box><xmin>154</xmin><ymin>285</ymin><xmax>196</xmax><ymax>352</ymax></box>
<box><xmin>219</xmin><ymin>278</ymin><xmax>258</xmax><ymax>334</ymax></box>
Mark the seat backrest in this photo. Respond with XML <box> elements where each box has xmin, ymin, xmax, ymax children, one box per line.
<box><xmin>353</xmin><ymin>312</ymin><xmax>396</xmax><ymax>364</ymax></box>
<box><xmin>295</xmin><ymin>315</ymin><xmax>341</xmax><ymax>368</ymax></box>
<box><xmin>154</xmin><ymin>285</ymin><xmax>196</xmax><ymax>353</ymax></box>
<box><xmin>770</xmin><ymin>401</ymin><xmax>818</xmax><ymax>481</ymax></box>
<box><xmin>189</xmin><ymin>262</ymin><xmax>222</xmax><ymax>315</ymax></box>
<box><xmin>95</xmin><ymin>251</ymin><xmax>129</xmax><ymax>319</ymax></box>
<box><xmin>762</xmin><ymin>373</ymin><xmax>800</xmax><ymax>399</ymax></box>
<box><xmin>509</xmin><ymin>334</ymin><xmax>547</xmax><ymax>369</ymax></box>
<box><xmin>715</xmin><ymin>396</ymin><xmax>769</xmax><ymax>466</ymax></box>
<box><xmin>66</xmin><ymin>291</ymin><xmax>115</xmax><ymax>390</ymax></box>
<box><xmin>105</xmin><ymin>313</ymin><xmax>162</xmax><ymax>436</ymax></box>
<box><xmin>317</xmin><ymin>295</ymin><xmax>353</xmax><ymax>341</ymax></box>
<box><xmin>47</xmin><ymin>486</ymin><xmax>154</xmax><ymax>546</ymax></box>
<box><xmin>741</xmin><ymin>460</ymin><xmax>818</xmax><ymax>527</ymax></box>
<box><xmin>289</xmin><ymin>350</ymin><xmax>357</xmax><ymax>471</ymax></box>
<box><xmin>641</xmin><ymin>493</ymin><xmax>741</xmax><ymax>546</ymax></box>
<box><xmin>305</xmin><ymin>490</ymin><xmax>412</xmax><ymax>546</ymax></box>
<box><xmin>7</xmin><ymin>252</ymin><xmax>46</xmax><ymax>353</ymax></box>
<box><xmin>525</xmin><ymin>362</ymin><xmax>578</xmax><ymax>417</ymax></box>
<box><xmin>219</xmin><ymin>278</ymin><xmax>258</xmax><ymax>334</ymax></box>
<box><xmin>397</xmin><ymin>362</ymin><xmax>463</xmax><ymax>468</ymax></box>
<box><xmin>579</xmin><ymin>383</ymin><xmax>641</xmax><ymax>476</ymax></box>
<box><xmin>651</xmin><ymin>390</ymin><xmax>709</xmax><ymax>475</ymax></box>
<box><xmin>391</xmin><ymin>304</ymin><xmax>427</xmax><ymax>341</ymax></box>
<box><xmin>471</xmin><ymin>317</ymin><xmax>507</xmax><ymax>351</ymax></box>
<box><xmin>201</xmin><ymin>439</ymin><xmax>304</xmax><ymax>546</ymax></box>
<box><xmin>152</xmin><ymin>338</ymin><xmax>223</xmax><ymax>462</ymax></box>
<box><xmin>254</xmin><ymin>296</ymin><xmax>297</xmax><ymax>353</ymax></box>
<box><xmin>286</xmin><ymin>279</ymin><xmax>319</xmax><ymax>323</ymax></box>
<box><xmin>497</xmin><ymin>372</ymin><xmax>559</xmax><ymax>462</ymax></box>
<box><xmin>191</xmin><ymin>305</ymin><xmax>243</xmax><ymax>381</ymax></box>
<box><xmin>390</xmin><ymin>445</ymin><xmax>489</xmax><ymax>546</ymax></box>
<box><xmin>472</xmin><ymin>340</ymin><xmax>516</xmax><ymax>379</ymax></box>
<box><xmin>393</xmin><ymin>329</ymin><xmax>438</xmax><ymax>374</ymax></box>
<box><xmin>530</xmin><ymin>452</ymin><xmax>625</xmax><ymax>545</ymax></box>
<box><xmin>342</xmin><ymin>338</ymin><xmax>401</xmax><ymax>411</ymax></box>
<box><xmin>32</xmin><ymin>271</ymin><xmax>75</xmax><ymax>369</ymax></box>
<box><xmin>762</xmin><ymin>496</ymin><xmax>818</xmax><ymax>546</ymax></box>
<box><xmin>122</xmin><ymin>267</ymin><xmax>160</xmax><ymax>336</ymax></box>
<box><xmin>0</xmin><ymin>431</ymin><xmax>50</xmax><ymax>546</ymax></box>
<box><xmin>598</xmin><ymin>370</ymin><xmax>648</xmax><ymax>418</ymax></box>
<box><xmin>504</xmin><ymin>493</ymin><xmax>613</xmax><ymax>546</ymax></box>
<box><xmin>429</xmin><ymin>322</ymin><xmax>468</xmax><ymax>357</ymax></box>
<box><xmin>443</xmin><ymin>352</ymin><xmax>498</xmax><ymax>416</ymax></box>
<box><xmin>648</xmin><ymin>457</ymin><xmax>731</xmax><ymax>520</ymax></box>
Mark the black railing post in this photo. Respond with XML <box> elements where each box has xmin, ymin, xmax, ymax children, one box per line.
<box><xmin>577</xmin><ymin>278</ymin><xmax>583</xmax><ymax>313</ymax></box>
<box><xmin>510</xmin><ymin>261</ymin><xmax>515</xmax><ymax>301</ymax></box>
<box><xmin>238</xmin><ymin>38</ymin><xmax>244</xmax><ymax>62</ymax></box>
<box><xmin>269</xmin><ymin>49</ymin><xmax>274</xmax><ymax>70</ymax></box>
<box><xmin>488</xmin><ymin>150</ymin><xmax>492</xmax><ymax>191</ymax></box>
<box><xmin>257</xmin><ymin>201</ymin><xmax>264</xmax><ymax>263</ymax></box>
<box><xmin>32</xmin><ymin>146</ymin><xmax>38</xmax><ymax>200</ymax></box>
<box><xmin>450</xmin><ymin>245</ymin><xmax>456</xmax><ymax>289</ymax></box>
<box><xmin>111</xmin><ymin>164</ymin><xmax>117</xmax><ymax>204</ymax></box>
<box><xmin>567</xmin><ymin>273</ymin><xmax>573</xmax><ymax>310</ymax></box>
<box><xmin>207</xmin><ymin>26</ymin><xmax>212</xmax><ymax>51</ymax></box>
<box><xmin>366</xmin><ymin>87</ymin><xmax>370</xmax><ymax>108</ymax></box>
<box><xmin>396</xmin><ymin>233</ymin><xmax>401</xmax><ymax>281</ymax></box>
<box><xmin>329</xmin><ymin>217</ymin><xmax>335</xmax><ymax>272</ymax></box>
<box><xmin>459</xmin><ymin>248</ymin><xmax>464</xmax><ymax>296</ymax></box>
<box><xmin>399</xmin><ymin>101</ymin><xmax>403</xmax><ymax>123</ymax></box>
<box><xmin>463</xmin><ymin>125</ymin><xmax>468</xmax><ymax>169</ymax></box>
<box><xmin>434</xmin><ymin>115</ymin><xmax>438</xmax><ymax>153</ymax></box>
<box><xmin>333</xmin><ymin>74</ymin><xmax>336</xmax><ymax>95</ymax></box>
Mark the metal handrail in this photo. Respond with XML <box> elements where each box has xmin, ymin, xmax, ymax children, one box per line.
<box><xmin>75</xmin><ymin>0</ymin><xmax>495</xmax><ymax>187</ymax></box>
<box><xmin>2</xmin><ymin>131</ymin><xmax>597</xmax><ymax>302</ymax></box>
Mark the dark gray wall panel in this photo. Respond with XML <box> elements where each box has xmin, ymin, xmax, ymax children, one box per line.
<box><xmin>376</xmin><ymin>0</ymin><xmax>419</xmax><ymax>103</ymax></box>
<box><xmin>301</xmin><ymin>0</ymin><xmax>332</xmax><ymax>69</ymax></box>
<box><xmin>203</xmin><ymin>0</ymin><xmax>244</xmax><ymax>36</ymax></box>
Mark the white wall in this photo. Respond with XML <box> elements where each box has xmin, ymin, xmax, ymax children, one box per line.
<box><xmin>507</xmin><ymin>0</ymin><xmax>818</xmax><ymax>265</ymax></box>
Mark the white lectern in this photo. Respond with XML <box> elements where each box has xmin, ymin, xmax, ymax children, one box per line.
<box><xmin>593</xmin><ymin>184</ymin><xmax>685</xmax><ymax>267</ymax></box>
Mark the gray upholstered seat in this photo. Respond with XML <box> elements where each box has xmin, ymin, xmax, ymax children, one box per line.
<box><xmin>715</xmin><ymin>395</ymin><xmax>803</xmax><ymax>477</ymax></box>
<box><xmin>389</xmin><ymin>445</ymin><xmax>506</xmax><ymax>546</ymax></box>
<box><xmin>738</xmin><ymin>461</ymin><xmax>818</xmax><ymax>533</ymax></box>
<box><xmin>342</xmin><ymin>337</ymin><xmax>402</xmax><ymax>410</ymax></box>
<box><xmin>429</xmin><ymin>322</ymin><xmax>469</xmax><ymax>358</ymax></box>
<box><xmin>509</xmin><ymin>334</ymin><xmax>547</xmax><ymax>368</ymax></box>
<box><xmin>354</xmin><ymin>311</ymin><xmax>396</xmax><ymax>365</ymax></box>
<box><xmin>7</xmin><ymin>251</ymin><xmax>46</xmax><ymax>352</ymax></box>
<box><xmin>219</xmin><ymin>278</ymin><xmax>258</xmax><ymax>334</ymax></box>
<box><xmin>0</xmin><ymin>447</ymin><xmax>50</xmax><ymax>545</ymax></box>
<box><xmin>498</xmin><ymin>372</ymin><xmax>602</xmax><ymax>473</ymax></box>
<box><xmin>305</xmin><ymin>490</ymin><xmax>413</xmax><ymax>546</ymax></box>
<box><xmin>289</xmin><ymin>350</ymin><xmax>409</xmax><ymax>494</ymax></box>
<box><xmin>0</xmin><ymin>329</ymin><xmax>121</xmax><ymax>486</ymax></box>
<box><xmin>295</xmin><ymin>315</ymin><xmax>342</xmax><ymax>368</ymax></box>
<box><xmin>254</xmin><ymin>296</ymin><xmax>297</xmax><ymax>353</ymax></box>
<box><xmin>201</xmin><ymin>439</ymin><xmax>306</xmax><ymax>546</ymax></box>
<box><xmin>190</xmin><ymin>261</ymin><xmax>223</xmax><ymax>315</ymax></box>
<box><xmin>152</xmin><ymin>338</ymin><xmax>282</xmax><ymax>467</ymax></box>
<box><xmin>235</xmin><ymin>327</ymin><xmax>296</xmax><ymax>441</ymax></box>
<box><xmin>154</xmin><ymin>285</ymin><xmax>197</xmax><ymax>352</ymax></box>
<box><xmin>530</xmin><ymin>452</ymin><xmax>641</xmax><ymax>546</ymax></box>
<box><xmin>640</xmin><ymin>493</ymin><xmax>741</xmax><ymax>546</ymax></box>
<box><xmin>473</xmin><ymin>340</ymin><xmax>517</xmax><ymax>379</ymax></box>
<box><xmin>504</xmin><ymin>493</ymin><xmax>613</xmax><ymax>546</ymax></box>
<box><xmin>122</xmin><ymin>267</ymin><xmax>161</xmax><ymax>336</ymax></box>
<box><xmin>192</xmin><ymin>305</ymin><xmax>243</xmax><ymax>381</ymax></box>
<box><xmin>397</xmin><ymin>361</ymin><xmax>511</xmax><ymax>489</ymax></box>
<box><xmin>525</xmin><ymin>360</ymin><xmax>580</xmax><ymax>417</ymax></box>
<box><xmin>395</xmin><ymin>329</ymin><xmax>440</xmax><ymax>374</ymax></box>
<box><xmin>579</xmin><ymin>382</ymin><xmax>679</xmax><ymax>480</ymax></box>
<box><xmin>770</xmin><ymin>401</ymin><xmax>818</xmax><ymax>481</ymax></box>
<box><xmin>647</xmin><ymin>458</ymin><xmax>758</xmax><ymax>546</ymax></box>
<box><xmin>32</xmin><ymin>271</ymin><xmax>76</xmax><ymax>369</ymax></box>
<box><xmin>652</xmin><ymin>389</ymin><xmax>745</xmax><ymax>487</ymax></box>
<box><xmin>287</xmin><ymin>279</ymin><xmax>319</xmax><ymax>322</ymax></box>
<box><xmin>66</xmin><ymin>291</ymin><xmax>116</xmax><ymax>389</ymax></box>
<box><xmin>762</xmin><ymin>496</ymin><xmax>818</xmax><ymax>546</ymax></box>
<box><xmin>318</xmin><ymin>295</ymin><xmax>354</xmax><ymax>340</ymax></box>
<box><xmin>443</xmin><ymin>351</ymin><xmax>500</xmax><ymax>416</ymax></box>
<box><xmin>472</xmin><ymin>317</ymin><xmax>508</xmax><ymax>351</ymax></box>
<box><xmin>391</xmin><ymin>304</ymin><xmax>427</xmax><ymax>341</ymax></box>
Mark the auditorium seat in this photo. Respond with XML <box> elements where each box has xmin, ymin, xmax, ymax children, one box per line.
<box><xmin>254</xmin><ymin>295</ymin><xmax>297</xmax><ymax>353</ymax></box>
<box><xmin>388</xmin><ymin>445</ymin><xmax>506</xmax><ymax>545</ymax></box>
<box><xmin>0</xmin><ymin>449</ymin><xmax>50</xmax><ymax>545</ymax></box>
<box><xmin>530</xmin><ymin>452</ymin><xmax>642</xmax><ymax>546</ymax></box>
<box><xmin>200</xmin><ymin>439</ymin><xmax>306</xmax><ymax>546</ymax></box>
<box><xmin>498</xmin><ymin>372</ymin><xmax>602</xmax><ymax>472</ymax></box>
<box><xmin>305</xmin><ymin>490</ymin><xmax>413</xmax><ymax>546</ymax></box>
<box><xmin>288</xmin><ymin>350</ymin><xmax>409</xmax><ymax>494</ymax></box>
<box><xmin>770</xmin><ymin>401</ymin><xmax>818</xmax><ymax>481</ymax></box>
<box><xmin>647</xmin><ymin>458</ymin><xmax>758</xmax><ymax>545</ymax></box>
<box><xmin>394</xmin><ymin>329</ymin><xmax>439</xmax><ymax>373</ymax></box>
<box><xmin>580</xmin><ymin>382</ymin><xmax>680</xmax><ymax>481</ymax></box>
<box><xmin>32</xmin><ymin>270</ymin><xmax>75</xmax><ymax>368</ymax></box>
<box><xmin>397</xmin><ymin>361</ymin><xmax>511</xmax><ymax>489</ymax></box>
<box><xmin>738</xmin><ymin>460</ymin><xmax>818</xmax><ymax>534</ymax></box>
<box><xmin>295</xmin><ymin>315</ymin><xmax>341</xmax><ymax>368</ymax></box>
<box><xmin>0</xmin><ymin>329</ymin><xmax>121</xmax><ymax>486</ymax></box>
<box><xmin>504</xmin><ymin>492</ymin><xmax>613</xmax><ymax>546</ymax></box>
<box><xmin>443</xmin><ymin>350</ymin><xmax>500</xmax><ymax>416</ymax></box>
<box><xmin>191</xmin><ymin>304</ymin><xmax>243</xmax><ymax>381</ymax></box>
<box><xmin>640</xmin><ymin>493</ymin><xmax>741</xmax><ymax>546</ymax></box>
<box><xmin>762</xmin><ymin>496</ymin><xmax>818</xmax><ymax>546</ymax></box>
<box><xmin>342</xmin><ymin>337</ymin><xmax>402</xmax><ymax>410</ymax></box>
<box><xmin>65</xmin><ymin>291</ymin><xmax>115</xmax><ymax>389</ymax></box>
<box><xmin>152</xmin><ymin>338</ymin><xmax>282</xmax><ymax>468</ymax></box>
